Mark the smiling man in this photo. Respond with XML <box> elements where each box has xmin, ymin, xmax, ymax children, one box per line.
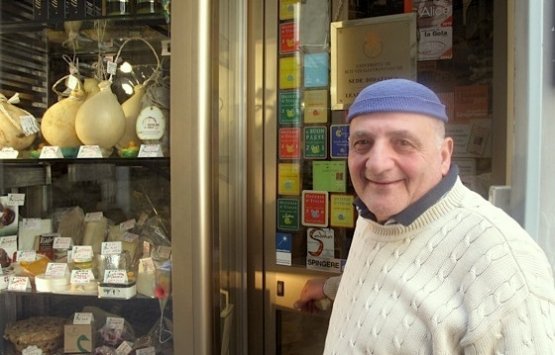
<box><xmin>294</xmin><ymin>79</ymin><xmax>555</xmax><ymax>354</ymax></box>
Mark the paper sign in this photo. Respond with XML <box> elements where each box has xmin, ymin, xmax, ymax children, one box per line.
<box><xmin>16</xmin><ymin>250</ymin><xmax>36</xmax><ymax>262</ymax></box>
<box><xmin>106</xmin><ymin>317</ymin><xmax>125</xmax><ymax>331</ymax></box>
<box><xmin>7</xmin><ymin>193</ymin><xmax>25</xmax><ymax>206</ymax></box>
<box><xmin>39</xmin><ymin>146</ymin><xmax>64</xmax><ymax>159</ymax></box>
<box><xmin>138</xmin><ymin>144</ymin><xmax>163</xmax><ymax>157</ymax></box>
<box><xmin>278</xmin><ymin>163</ymin><xmax>301</xmax><ymax>196</ymax></box>
<box><xmin>306</xmin><ymin>255</ymin><xmax>344</xmax><ymax>273</ymax></box>
<box><xmin>70</xmin><ymin>269</ymin><xmax>94</xmax><ymax>284</ymax></box>
<box><xmin>0</xmin><ymin>236</ymin><xmax>17</xmax><ymax>258</ymax></box>
<box><xmin>302</xmin><ymin>190</ymin><xmax>328</xmax><ymax>227</ymax></box>
<box><xmin>140</xmin><ymin>258</ymin><xmax>156</xmax><ymax>273</ymax></box>
<box><xmin>85</xmin><ymin>211</ymin><xmax>103</xmax><ymax>222</ymax></box>
<box><xmin>303</xmin><ymin>89</ymin><xmax>328</xmax><ymax>124</ymax></box>
<box><xmin>104</xmin><ymin>269</ymin><xmax>128</xmax><ymax>284</ymax></box>
<box><xmin>53</xmin><ymin>236</ymin><xmax>72</xmax><ymax>249</ymax></box>
<box><xmin>101</xmin><ymin>241</ymin><xmax>122</xmax><ymax>255</ymax></box>
<box><xmin>279</xmin><ymin>127</ymin><xmax>301</xmax><ymax>159</ymax></box>
<box><xmin>117</xmin><ymin>341</ymin><xmax>134</xmax><ymax>355</ymax></box>
<box><xmin>0</xmin><ymin>147</ymin><xmax>18</xmax><ymax>159</ymax></box>
<box><xmin>277</xmin><ymin>198</ymin><xmax>300</xmax><ymax>231</ymax></box>
<box><xmin>72</xmin><ymin>245</ymin><xmax>93</xmax><ymax>261</ymax></box>
<box><xmin>312</xmin><ymin>161</ymin><xmax>347</xmax><ymax>192</ymax></box>
<box><xmin>304</xmin><ymin>52</ymin><xmax>329</xmax><ymax>88</ymax></box>
<box><xmin>307</xmin><ymin>228</ymin><xmax>334</xmax><ymax>258</ymax></box>
<box><xmin>330</xmin><ymin>124</ymin><xmax>350</xmax><ymax>158</ymax></box>
<box><xmin>77</xmin><ymin>145</ymin><xmax>103</xmax><ymax>158</ymax></box>
<box><xmin>8</xmin><ymin>276</ymin><xmax>30</xmax><ymax>291</ymax></box>
<box><xmin>280</xmin><ymin>22</ymin><xmax>299</xmax><ymax>54</ymax></box>
<box><xmin>136</xmin><ymin>347</ymin><xmax>156</xmax><ymax>355</ymax></box>
<box><xmin>20</xmin><ymin>115</ymin><xmax>40</xmax><ymax>136</ymax></box>
<box><xmin>22</xmin><ymin>345</ymin><xmax>42</xmax><ymax>355</ymax></box>
<box><xmin>275</xmin><ymin>232</ymin><xmax>292</xmax><ymax>266</ymax></box>
<box><xmin>279</xmin><ymin>0</ymin><xmax>299</xmax><ymax>20</ymax></box>
<box><xmin>279</xmin><ymin>90</ymin><xmax>301</xmax><ymax>125</ymax></box>
<box><xmin>73</xmin><ymin>312</ymin><xmax>94</xmax><ymax>325</ymax></box>
<box><xmin>45</xmin><ymin>263</ymin><xmax>68</xmax><ymax>277</ymax></box>
<box><xmin>304</xmin><ymin>126</ymin><xmax>327</xmax><ymax>159</ymax></box>
<box><xmin>279</xmin><ymin>56</ymin><xmax>301</xmax><ymax>89</ymax></box>
<box><xmin>330</xmin><ymin>194</ymin><xmax>355</xmax><ymax>228</ymax></box>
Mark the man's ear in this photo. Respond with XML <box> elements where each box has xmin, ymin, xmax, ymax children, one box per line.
<box><xmin>440</xmin><ymin>137</ymin><xmax>454</xmax><ymax>175</ymax></box>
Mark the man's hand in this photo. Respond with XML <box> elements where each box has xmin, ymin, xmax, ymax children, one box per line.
<box><xmin>293</xmin><ymin>278</ymin><xmax>329</xmax><ymax>313</ymax></box>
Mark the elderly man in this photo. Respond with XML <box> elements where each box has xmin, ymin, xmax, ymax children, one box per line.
<box><xmin>294</xmin><ymin>79</ymin><xmax>555</xmax><ymax>354</ymax></box>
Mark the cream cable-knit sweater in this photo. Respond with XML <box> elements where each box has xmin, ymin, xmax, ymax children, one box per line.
<box><xmin>324</xmin><ymin>179</ymin><xmax>555</xmax><ymax>354</ymax></box>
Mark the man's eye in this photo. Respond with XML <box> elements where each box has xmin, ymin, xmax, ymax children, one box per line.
<box><xmin>351</xmin><ymin>139</ymin><xmax>371</xmax><ymax>152</ymax></box>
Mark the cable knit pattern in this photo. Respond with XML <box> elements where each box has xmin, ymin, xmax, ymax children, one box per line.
<box><xmin>324</xmin><ymin>179</ymin><xmax>555</xmax><ymax>355</ymax></box>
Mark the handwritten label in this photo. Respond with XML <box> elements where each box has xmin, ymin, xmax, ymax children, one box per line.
<box><xmin>53</xmin><ymin>236</ymin><xmax>72</xmax><ymax>249</ymax></box>
<box><xmin>0</xmin><ymin>147</ymin><xmax>19</xmax><ymax>159</ymax></box>
<box><xmin>104</xmin><ymin>269</ymin><xmax>128</xmax><ymax>284</ymax></box>
<box><xmin>116</xmin><ymin>341</ymin><xmax>134</xmax><ymax>355</ymax></box>
<box><xmin>39</xmin><ymin>146</ymin><xmax>63</xmax><ymax>159</ymax></box>
<box><xmin>136</xmin><ymin>347</ymin><xmax>156</xmax><ymax>355</ymax></box>
<box><xmin>0</xmin><ymin>235</ymin><xmax>16</xmax><ymax>252</ymax></box>
<box><xmin>70</xmin><ymin>269</ymin><xmax>94</xmax><ymax>284</ymax></box>
<box><xmin>7</xmin><ymin>193</ymin><xmax>25</xmax><ymax>206</ymax></box>
<box><xmin>8</xmin><ymin>276</ymin><xmax>30</xmax><ymax>291</ymax></box>
<box><xmin>106</xmin><ymin>61</ymin><xmax>117</xmax><ymax>75</ymax></box>
<box><xmin>139</xmin><ymin>258</ymin><xmax>156</xmax><ymax>273</ymax></box>
<box><xmin>101</xmin><ymin>241</ymin><xmax>122</xmax><ymax>255</ymax></box>
<box><xmin>73</xmin><ymin>312</ymin><xmax>94</xmax><ymax>325</ymax></box>
<box><xmin>16</xmin><ymin>250</ymin><xmax>36</xmax><ymax>262</ymax></box>
<box><xmin>106</xmin><ymin>317</ymin><xmax>125</xmax><ymax>331</ymax></box>
<box><xmin>45</xmin><ymin>263</ymin><xmax>68</xmax><ymax>277</ymax></box>
<box><xmin>77</xmin><ymin>145</ymin><xmax>103</xmax><ymax>158</ymax></box>
<box><xmin>66</xmin><ymin>74</ymin><xmax>79</xmax><ymax>89</ymax></box>
<box><xmin>72</xmin><ymin>245</ymin><xmax>93</xmax><ymax>261</ymax></box>
<box><xmin>84</xmin><ymin>211</ymin><xmax>103</xmax><ymax>222</ymax></box>
<box><xmin>22</xmin><ymin>345</ymin><xmax>43</xmax><ymax>355</ymax></box>
<box><xmin>119</xmin><ymin>219</ymin><xmax>136</xmax><ymax>231</ymax></box>
<box><xmin>155</xmin><ymin>246</ymin><xmax>171</xmax><ymax>259</ymax></box>
<box><xmin>138</xmin><ymin>144</ymin><xmax>163</xmax><ymax>158</ymax></box>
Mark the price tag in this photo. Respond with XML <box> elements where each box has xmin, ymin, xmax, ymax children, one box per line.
<box><xmin>104</xmin><ymin>269</ymin><xmax>128</xmax><ymax>284</ymax></box>
<box><xmin>122</xmin><ymin>232</ymin><xmax>139</xmax><ymax>242</ymax></box>
<box><xmin>45</xmin><ymin>263</ymin><xmax>68</xmax><ymax>277</ymax></box>
<box><xmin>138</xmin><ymin>144</ymin><xmax>163</xmax><ymax>158</ymax></box>
<box><xmin>0</xmin><ymin>147</ymin><xmax>19</xmax><ymax>159</ymax></box>
<box><xmin>106</xmin><ymin>317</ymin><xmax>125</xmax><ymax>331</ymax></box>
<box><xmin>22</xmin><ymin>345</ymin><xmax>42</xmax><ymax>355</ymax></box>
<box><xmin>155</xmin><ymin>246</ymin><xmax>171</xmax><ymax>260</ymax></box>
<box><xmin>73</xmin><ymin>312</ymin><xmax>94</xmax><ymax>325</ymax></box>
<box><xmin>116</xmin><ymin>341</ymin><xmax>134</xmax><ymax>355</ymax></box>
<box><xmin>119</xmin><ymin>219</ymin><xmax>136</xmax><ymax>231</ymax></box>
<box><xmin>39</xmin><ymin>146</ymin><xmax>63</xmax><ymax>159</ymax></box>
<box><xmin>0</xmin><ymin>235</ymin><xmax>17</xmax><ymax>253</ymax></box>
<box><xmin>84</xmin><ymin>211</ymin><xmax>103</xmax><ymax>222</ymax></box>
<box><xmin>72</xmin><ymin>245</ymin><xmax>93</xmax><ymax>261</ymax></box>
<box><xmin>53</xmin><ymin>236</ymin><xmax>72</xmax><ymax>249</ymax></box>
<box><xmin>77</xmin><ymin>145</ymin><xmax>103</xmax><ymax>158</ymax></box>
<box><xmin>22</xmin><ymin>218</ymin><xmax>41</xmax><ymax>229</ymax></box>
<box><xmin>7</xmin><ymin>193</ymin><xmax>25</xmax><ymax>206</ymax></box>
<box><xmin>101</xmin><ymin>241</ymin><xmax>122</xmax><ymax>255</ymax></box>
<box><xmin>20</xmin><ymin>115</ymin><xmax>40</xmax><ymax>136</ymax></box>
<box><xmin>16</xmin><ymin>250</ymin><xmax>36</xmax><ymax>262</ymax></box>
<box><xmin>107</xmin><ymin>60</ymin><xmax>117</xmax><ymax>75</ymax></box>
<box><xmin>139</xmin><ymin>258</ymin><xmax>155</xmax><ymax>273</ymax></box>
<box><xmin>70</xmin><ymin>269</ymin><xmax>94</xmax><ymax>284</ymax></box>
<box><xmin>136</xmin><ymin>347</ymin><xmax>156</xmax><ymax>355</ymax></box>
<box><xmin>66</xmin><ymin>74</ymin><xmax>79</xmax><ymax>90</ymax></box>
<box><xmin>8</xmin><ymin>276</ymin><xmax>30</xmax><ymax>291</ymax></box>
<box><xmin>161</xmin><ymin>39</ymin><xmax>171</xmax><ymax>56</ymax></box>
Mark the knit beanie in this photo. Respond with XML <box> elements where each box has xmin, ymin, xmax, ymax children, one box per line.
<box><xmin>346</xmin><ymin>78</ymin><xmax>448</xmax><ymax>122</ymax></box>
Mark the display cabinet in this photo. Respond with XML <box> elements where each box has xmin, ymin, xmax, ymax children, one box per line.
<box><xmin>0</xmin><ymin>1</ymin><xmax>173</xmax><ymax>354</ymax></box>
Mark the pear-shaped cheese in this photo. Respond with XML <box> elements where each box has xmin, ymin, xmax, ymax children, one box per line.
<box><xmin>41</xmin><ymin>88</ymin><xmax>85</xmax><ymax>147</ymax></box>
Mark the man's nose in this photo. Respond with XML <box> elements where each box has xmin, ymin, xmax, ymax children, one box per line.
<box><xmin>364</xmin><ymin>141</ymin><xmax>394</xmax><ymax>173</ymax></box>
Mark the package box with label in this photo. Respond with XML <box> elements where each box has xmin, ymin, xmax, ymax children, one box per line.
<box><xmin>64</xmin><ymin>324</ymin><xmax>94</xmax><ymax>353</ymax></box>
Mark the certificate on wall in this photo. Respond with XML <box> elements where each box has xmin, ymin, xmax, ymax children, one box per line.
<box><xmin>330</xmin><ymin>13</ymin><xmax>417</xmax><ymax>109</ymax></box>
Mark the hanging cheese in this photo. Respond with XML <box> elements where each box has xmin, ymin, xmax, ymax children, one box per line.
<box><xmin>0</xmin><ymin>93</ymin><xmax>37</xmax><ymax>150</ymax></box>
<box><xmin>117</xmin><ymin>83</ymin><xmax>145</xmax><ymax>149</ymax></box>
<box><xmin>41</xmin><ymin>88</ymin><xmax>85</xmax><ymax>147</ymax></box>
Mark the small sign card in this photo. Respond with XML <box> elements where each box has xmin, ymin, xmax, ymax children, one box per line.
<box><xmin>330</xmin><ymin>124</ymin><xmax>350</xmax><ymax>158</ymax></box>
<box><xmin>116</xmin><ymin>341</ymin><xmax>134</xmax><ymax>355</ymax></box>
<box><xmin>7</xmin><ymin>193</ymin><xmax>25</xmax><ymax>206</ymax></box>
<box><xmin>304</xmin><ymin>126</ymin><xmax>327</xmax><ymax>159</ymax></box>
<box><xmin>101</xmin><ymin>241</ymin><xmax>122</xmax><ymax>255</ymax></box>
<box><xmin>77</xmin><ymin>145</ymin><xmax>103</xmax><ymax>158</ymax></box>
<box><xmin>8</xmin><ymin>276</ymin><xmax>30</xmax><ymax>291</ymax></box>
<box><xmin>275</xmin><ymin>232</ymin><xmax>292</xmax><ymax>266</ymax></box>
<box><xmin>70</xmin><ymin>269</ymin><xmax>94</xmax><ymax>284</ymax></box>
<box><xmin>104</xmin><ymin>269</ymin><xmax>128</xmax><ymax>284</ymax></box>
<box><xmin>278</xmin><ymin>163</ymin><xmax>301</xmax><ymax>196</ymax></box>
<box><xmin>138</xmin><ymin>144</ymin><xmax>163</xmax><ymax>158</ymax></box>
<box><xmin>302</xmin><ymin>190</ymin><xmax>329</xmax><ymax>227</ymax></box>
<box><xmin>16</xmin><ymin>250</ymin><xmax>36</xmax><ymax>262</ymax></box>
<box><xmin>279</xmin><ymin>127</ymin><xmax>301</xmax><ymax>159</ymax></box>
<box><xmin>39</xmin><ymin>146</ymin><xmax>64</xmax><ymax>159</ymax></box>
<box><xmin>330</xmin><ymin>194</ymin><xmax>355</xmax><ymax>228</ymax></box>
<box><xmin>53</xmin><ymin>236</ymin><xmax>72</xmax><ymax>249</ymax></box>
<box><xmin>73</xmin><ymin>312</ymin><xmax>94</xmax><ymax>325</ymax></box>
<box><xmin>312</xmin><ymin>161</ymin><xmax>347</xmax><ymax>193</ymax></box>
<box><xmin>45</xmin><ymin>263</ymin><xmax>68</xmax><ymax>277</ymax></box>
<box><xmin>72</xmin><ymin>245</ymin><xmax>93</xmax><ymax>261</ymax></box>
<box><xmin>84</xmin><ymin>211</ymin><xmax>103</xmax><ymax>222</ymax></box>
<box><xmin>279</xmin><ymin>90</ymin><xmax>301</xmax><ymax>125</ymax></box>
<box><xmin>277</xmin><ymin>198</ymin><xmax>300</xmax><ymax>231</ymax></box>
<box><xmin>0</xmin><ymin>147</ymin><xmax>19</xmax><ymax>159</ymax></box>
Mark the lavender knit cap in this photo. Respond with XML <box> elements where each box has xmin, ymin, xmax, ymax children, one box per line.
<box><xmin>346</xmin><ymin>78</ymin><xmax>448</xmax><ymax>122</ymax></box>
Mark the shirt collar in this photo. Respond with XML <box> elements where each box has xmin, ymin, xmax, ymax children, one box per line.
<box><xmin>354</xmin><ymin>164</ymin><xmax>459</xmax><ymax>226</ymax></box>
